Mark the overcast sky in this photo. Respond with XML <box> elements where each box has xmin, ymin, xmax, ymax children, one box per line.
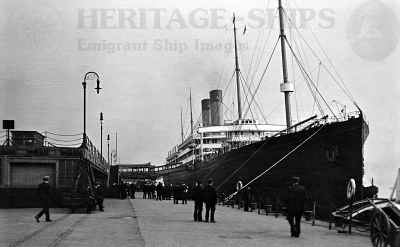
<box><xmin>0</xmin><ymin>0</ymin><xmax>399</xmax><ymax>196</ymax></box>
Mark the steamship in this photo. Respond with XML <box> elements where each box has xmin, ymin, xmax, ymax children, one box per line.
<box><xmin>157</xmin><ymin>0</ymin><xmax>370</xmax><ymax>217</ymax></box>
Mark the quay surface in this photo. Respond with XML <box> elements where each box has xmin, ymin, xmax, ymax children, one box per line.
<box><xmin>1</xmin><ymin>194</ymin><xmax>370</xmax><ymax>247</ymax></box>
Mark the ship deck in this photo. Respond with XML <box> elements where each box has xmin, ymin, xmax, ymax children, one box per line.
<box><xmin>2</xmin><ymin>193</ymin><xmax>370</xmax><ymax>247</ymax></box>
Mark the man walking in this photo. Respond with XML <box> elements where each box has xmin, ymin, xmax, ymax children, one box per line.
<box><xmin>203</xmin><ymin>179</ymin><xmax>217</xmax><ymax>223</ymax></box>
<box><xmin>34</xmin><ymin>176</ymin><xmax>52</xmax><ymax>222</ymax></box>
<box><xmin>192</xmin><ymin>181</ymin><xmax>203</xmax><ymax>222</ymax></box>
<box><xmin>286</xmin><ymin>176</ymin><xmax>306</xmax><ymax>237</ymax></box>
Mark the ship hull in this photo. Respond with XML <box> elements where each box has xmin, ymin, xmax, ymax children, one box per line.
<box><xmin>160</xmin><ymin>115</ymin><xmax>369</xmax><ymax>218</ymax></box>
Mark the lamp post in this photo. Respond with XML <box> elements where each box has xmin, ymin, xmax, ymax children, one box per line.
<box><xmin>107</xmin><ymin>133</ymin><xmax>111</xmax><ymax>188</ymax></box>
<box><xmin>107</xmin><ymin>134</ymin><xmax>110</xmax><ymax>166</ymax></box>
<box><xmin>100</xmin><ymin>112</ymin><xmax>104</xmax><ymax>158</ymax></box>
<box><xmin>82</xmin><ymin>72</ymin><xmax>102</xmax><ymax>144</ymax></box>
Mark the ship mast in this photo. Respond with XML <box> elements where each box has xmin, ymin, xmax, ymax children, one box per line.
<box><xmin>180</xmin><ymin>107</ymin><xmax>184</xmax><ymax>143</ymax></box>
<box><xmin>115</xmin><ymin>131</ymin><xmax>118</xmax><ymax>164</ymax></box>
<box><xmin>233</xmin><ymin>13</ymin><xmax>243</xmax><ymax>120</ymax></box>
<box><xmin>189</xmin><ymin>89</ymin><xmax>194</xmax><ymax>136</ymax></box>
<box><xmin>278</xmin><ymin>0</ymin><xmax>294</xmax><ymax>130</ymax></box>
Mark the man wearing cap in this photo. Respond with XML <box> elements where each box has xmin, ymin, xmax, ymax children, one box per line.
<box><xmin>192</xmin><ymin>180</ymin><xmax>203</xmax><ymax>222</ymax></box>
<box><xmin>286</xmin><ymin>176</ymin><xmax>306</xmax><ymax>237</ymax></box>
<box><xmin>202</xmin><ymin>179</ymin><xmax>217</xmax><ymax>223</ymax></box>
<box><xmin>34</xmin><ymin>176</ymin><xmax>52</xmax><ymax>222</ymax></box>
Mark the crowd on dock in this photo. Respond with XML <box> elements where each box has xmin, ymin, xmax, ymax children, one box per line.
<box><xmin>33</xmin><ymin>176</ymin><xmax>307</xmax><ymax>238</ymax></box>
<box><xmin>108</xmin><ymin>177</ymin><xmax>307</xmax><ymax>237</ymax></box>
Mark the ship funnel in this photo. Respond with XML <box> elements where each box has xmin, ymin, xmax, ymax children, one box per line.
<box><xmin>201</xmin><ymin>99</ymin><xmax>211</xmax><ymax>127</ymax></box>
<box><xmin>210</xmin><ymin>89</ymin><xmax>223</xmax><ymax>126</ymax></box>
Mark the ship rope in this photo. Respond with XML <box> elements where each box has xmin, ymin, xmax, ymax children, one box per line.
<box><xmin>244</xmin><ymin>0</ymin><xmax>273</xmax><ymax>84</ymax></box>
<box><xmin>243</xmin><ymin>37</ymin><xmax>280</xmax><ymax>119</ymax></box>
<box><xmin>312</xmin><ymin>62</ymin><xmax>322</xmax><ymax>115</ymax></box>
<box><xmin>239</xmin><ymin>71</ymin><xmax>268</xmax><ymax>124</ymax></box>
<box><xmin>214</xmin><ymin>115</ymin><xmax>321</xmax><ymax>192</ymax></box>
<box><xmin>239</xmin><ymin>77</ymin><xmax>261</xmax><ymax>135</ymax></box>
<box><xmin>222</xmin><ymin>123</ymin><xmax>326</xmax><ymax>202</ymax></box>
<box><xmin>282</xmin><ymin>8</ymin><xmax>359</xmax><ymax>111</ymax></box>
<box><xmin>284</xmin><ymin>37</ymin><xmax>338</xmax><ymax>120</ymax></box>
<box><xmin>247</xmin><ymin>8</ymin><xmax>278</xmax><ymax>89</ymax></box>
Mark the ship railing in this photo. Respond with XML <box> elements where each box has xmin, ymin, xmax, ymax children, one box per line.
<box><xmin>81</xmin><ymin>136</ymin><xmax>109</xmax><ymax>173</ymax></box>
<box><xmin>154</xmin><ymin>162</ymin><xmax>183</xmax><ymax>172</ymax></box>
<box><xmin>324</xmin><ymin>111</ymin><xmax>361</xmax><ymax>124</ymax></box>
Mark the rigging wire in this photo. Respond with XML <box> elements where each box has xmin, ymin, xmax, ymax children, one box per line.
<box><xmin>312</xmin><ymin>62</ymin><xmax>322</xmax><ymax>115</ymax></box>
<box><xmin>282</xmin><ymin>9</ymin><xmax>358</xmax><ymax>108</ymax></box>
<box><xmin>284</xmin><ymin>13</ymin><xmax>324</xmax><ymax>117</ymax></box>
<box><xmin>289</xmin><ymin>0</ymin><xmax>356</xmax><ymax>105</ymax></box>
<box><xmin>239</xmin><ymin>71</ymin><xmax>269</xmax><ymax>124</ymax></box>
<box><xmin>284</xmin><ymin>37</ymin><xmax>338</xmax><ymax>120</ymax></box>
<box><xmin>223</xmin><ymin>123</ymin><xmax>326</xmax><ymax>199</ymax></box>
<box><xmin>222</xmin><ymin>101</ymin><xmax>236</xmax><ymax>120</ymax></box>
<box><xmin>285</xmin><ymin>38</ymin><xmax>326</xmax><ymax>116</ymax></box>
<box><xmin>240</xmin><ymin>78</ymin><xmax>258</xmax><ymax>128</ymax></box>
<box><xmin>222</xmin><ymin>71</ymin><xmax>236</xmax><ymax>101</ymax></box>
<box><xmin>288</xmin><ymin>17</ymin><xmax>301</xmax><ymax>123</ymax></box>
<box><xmin>245</xmin><ymin>25</ymin><xmax>264</xmax><ymax>83</ymax></box>
<box><xmin>310</xmin><ymin>30</ymin><xmax>357</xmax><ymax>104</ymax></box>
<box><xmin>244</xmin><ymin>37</ymin><xmax>280</xmax><ymax>118</ymax></box>
<box><xmin>245</xmin><ymin>0</ymin><xmax>272</xmax><ymax>83</ymax></box>
<box><xmin>248</xmin><ymin>9</ymin><xmax>279</xmax><ymax>88</ymax></box>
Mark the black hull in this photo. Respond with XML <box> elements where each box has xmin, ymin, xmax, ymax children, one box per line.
<box><xmin>160</xmin><ymin>115</ymin><xmax>369</xmax><ymax>218</ymax></box>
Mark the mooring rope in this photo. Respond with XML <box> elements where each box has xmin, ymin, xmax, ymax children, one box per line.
<box><xmin>214</xmin><ymin>115</ymin><xmax>319</xmax><ymax>191</ymax></box>
<box><xmin>223</xmin><ymin>123</ymin><xmax>326</xmax><ymax>202</ymax></box>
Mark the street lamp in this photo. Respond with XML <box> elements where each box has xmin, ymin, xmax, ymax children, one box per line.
<box><xmin>107</xmin><ymin>134</ymin><xmax>110</xmax><ymax>165</ymax></box>
<box><xmin>82</xmin><ymin>72</ymin><xmax>102</xmax><ymax>144</ymax></box>
<box><xmin>106</xmin><ymin>133</ymin><xmax>111</xmax><ymax>188</ymax></box>
<box><xmin>100</xmin><ymin>112</ymin><xmax>104</xmax><ymax>158</ymax></box>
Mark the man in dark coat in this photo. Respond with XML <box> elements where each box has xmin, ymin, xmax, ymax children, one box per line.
<box><xmin>202</xmin><ymin>179</ymin><xmax>217</xmax><ymax>223</ymax></box>
<box><xmin>173</xmin><ymin>184</ymin><xmax>180</xmax><ymax>204</ymax></box>
<box><xmin>34</xmin><ymin>176</ymin><xmax>52</xmax><ymax>222</ymax></box>
<box><xmin>286</xmin><ymin>176</ymin><xmax>306</xmax><ymax>237</ymax></box>
<box><xmin>156</xmin><ymin>182</ymin><xmax>163</xmax><ymax>201</ymax></box>
<box><xmin>182</xmin><ymin>183</ymin><xmax>188</xmax><ymax>204</ymax></box>
<box><xmin>192</xmin><ymin>181</ymin><xmax>203</xmax><ymax>222</ymax></box>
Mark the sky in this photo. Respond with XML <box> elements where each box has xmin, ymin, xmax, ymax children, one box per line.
<box><xmin>0</xmin><ymin>0</ymin><xmax>399</xmax><ymax>196</ymax></box>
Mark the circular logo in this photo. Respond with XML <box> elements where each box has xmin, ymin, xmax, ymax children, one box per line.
<box><xmin>9</xmin><ymin>4</ymin><xmax>64</xmax><ymax>54</ymax></box>
<box><xmin>346</xmin><ymin>0</ymin><xmax>399</xmax><ymax>61</ymax></box>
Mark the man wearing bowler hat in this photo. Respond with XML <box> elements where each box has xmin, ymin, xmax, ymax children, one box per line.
<box><xmin>286</xmin><ymin>176</ymin><xmax>306</xmax><ymax>237</ymax></box>
<box><xmin>34</xmin><ymin>176</ymin><xmax>52</xmax><ymax>222</ymax></box>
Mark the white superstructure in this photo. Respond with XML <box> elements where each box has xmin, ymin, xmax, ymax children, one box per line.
<box><xmin>166</xmin><ymin>118</ymin><xmax>285</xmax><ymax>166</ymax></box>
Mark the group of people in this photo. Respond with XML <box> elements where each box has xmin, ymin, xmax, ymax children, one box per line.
<box><xmin>34</xmin><ymin>176</ymin><xmax>106</xmax><ymax>222</ymax></box>
<box><xmin>141</xmin><ymin>182</ymin><xmax>190</xmax><ymax>203</ymax></box>
<box><xmin>110</xmin><ymin>182</ymin><xmax>136</xmax><ymax>199</ymax></box>
<box><xmin>192</xmin><ymin>179</ymin><xmax>218</xmax><ymax>223</ymax></box>
<box><xmin>34</xmin><ymin>175</ymin><xmax>307</xmax><ymax>238</ymax></box>
<box><xmin>142</xmin><ymin>182</ymin><xmax>174</xmax><ymax>200</ymax></box>
<box><xmin>86</xmin><ymin>183</ymin><xmax>105</xmax><ymax>213</ymax></box>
